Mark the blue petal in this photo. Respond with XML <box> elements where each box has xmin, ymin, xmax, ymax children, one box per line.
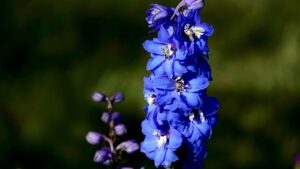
<box><xmin>141</xmin><ymin>138</ymin><xmax>158</xmax><ymax>154</ymax></box>
<box><xmin>164</xmin><ymin>103</ymin><xmax>178</xmax><ymax>111</ymax></box>
<box><xmin>154</xmin><ymin>146</ymin><xmax>166</xmax><ymax>167</ymax></box>
<box><xmin>181</xmin><ymin>92</ymin><xmax>200</xmax><ymax>107</ymax></box>
<box><xmin>168</xmin><ymin>128</ymin><xmax>182</xmax><ymax>149</ymax></box>
<box><xmin>163</xmin><ymin>149</ymin><xmax>178</xmax><ymax>167</ymax></box>
<box><xmin>153</xmin><ymin>77</ymin><xmax>174</xmax><ymax>90</ymax></box>
<box><xmin>195</xmin><ymin>121</ymin><xmax>212</xmax><ymax>140</ymax></box>
<box><xmin>188</xmin><ymin>125</ymin><xmax>201</xmax><ymax>143</ymax></box>
<box><xmin>143</xmin><ymin>77</ymin><xmax>152</xmax><ymax>89</ymax></box>
<box><xmin>144</xmin><ymin>150</ymin><xmax>155</xmax><ymax>160</ymax></box>
<box><xmin>175</xmin><ymin>50</ymin><xmax>187</xmax><ymax>60</ymax></box>
<box><xmin>143</xmin><ymin>40</ymin><xmax>164</xmax><ymax>55</ymax></box>
<box><xmin>153</xmin><ymin>64</ymin><xmax>166</xmax><ymax>76</ymax></box>
<box><xmin>164</xmin><ymin>59</ymin><xmax>174</xmax><ymax>78</ymax></box>
<box><xmin>187</xmin><ymin>65</ymin><xmax>197</xmax><ymax>72</ymax></box>
<box><xmin>188</xmin><ymin>76</ymin><xmax>209</xmax><ymax>92</ymax></box>
<box><xmin>200</xmin><ymin>23</ymin><xmax>214</xmax><ymax>37</ymax></box>
<box><xmin>157</xmin><ymin>112</ymin><xmax>167</xmax><ymax>125</ymax></box>
<box><xmin>158</xmin><ymin>27</ymin><xmax>170</xmax><ymax>42</ymax></box>
<box><xmin>174</xmin><ymin>61</ymin><xmax>187</xmax><ymax>74</ymax></box>
<box><xmin>165</xmin><ymin>149</ymin><xmax>178</xmax><ymax>162</ymax></box>
<box><xmin>146</xmin><ymin>57</ymin><xmax>165</xmax><ymax>71</ymax></box>
<box><xmin>141</xmin><ymin>120</ymin><xmax>154</xmax><ymax>135</ymax></box>
<box><xmin>156</xmin><ymin>94</ymin><xmax>173</xmax><ymax>105</ymax></box>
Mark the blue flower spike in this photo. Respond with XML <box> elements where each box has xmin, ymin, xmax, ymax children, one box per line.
<box><xmin>142</xmin><ymin>0</ymin><xmax>219</xmax><ymax>168</ymax></box>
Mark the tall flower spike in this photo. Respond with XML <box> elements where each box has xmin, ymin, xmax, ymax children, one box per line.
<box><xmin>142</xmin><ymin>0</ymin><xmax>219</xmax><ymax>168</ymax></box>
<box><xmin>87</xmin><ymin>92</ymin><xmax>140</xmax><ymax>169</ymax></box>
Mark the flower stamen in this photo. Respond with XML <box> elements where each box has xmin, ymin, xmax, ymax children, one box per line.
<box><xmin>175</xmin><ymin>77</ymin><xmax>185</xmax><ymax>91</ymax></box>
<box><xmin>161</xmin><ymin>44</ymin><xmax>174</xmax><ymax>58</ymax></box>
<box><xmin>184</xmin><ymin>24</ymin><xmax>205</xmax><ymax>41</ymax></box>
<box><xmin>199</xmin><ymin>111</ymin><xmax>205</xmax><ymax>123</ymax></box>
<box><xmin>147</xmin><ymin>94</ymin><xmax>156</xmax><ymax>105</ymax></box>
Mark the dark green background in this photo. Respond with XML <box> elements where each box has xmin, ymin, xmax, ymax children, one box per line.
<box><xmin>0</xmin><ymin>0</ymin><xmax>299</xmax><ymax>168</ymax></box>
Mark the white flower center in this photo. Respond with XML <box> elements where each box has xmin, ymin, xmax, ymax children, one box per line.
<box><xmin>175</xmin><ymin>77</ymin><xmax>185</xmax><ymax>91</ymax></box>
<box><xmin>184</xmin><ymin>24</ymin><xmax>205</xmax><ymax>41</ymax></box>
<box><xmin>199</xmin><ymin>111</ymin><xmax>205</xmax><ymax>123</ymax></box>
<box><xmin>188</xmin><ymin>113</ymin><xmax>195</xmax><ymax>121</ymax></box>
<box><xmin>147</xmin><ymin>95</ymin><xmax>155</xmax><ymax>105</ymax></box>
<box><xmin>153</xmin><ymin>131</ymin><xmax>168</xmax><ymax>148</ymax></box>
<box><xmin>161</xmin><ymin>44</ymin><xmax>174</xmax><ymax>58</ymax></box>
<box><xmin>157</xmin><ymin>135</ymin><xmax>167</xmax><ymax>148</ymax></box>
<box><xmin>151</xmin><ymin>8</ymin><xmax>160</xmax><ymax>15</ymax></box>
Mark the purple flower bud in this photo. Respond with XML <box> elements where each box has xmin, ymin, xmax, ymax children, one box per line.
<box><xmin>111</xmin><ymin>112</ymin><xmax>121</xmax><ymax>123</ymax></box>
<box><xmin>110</xmin><ymin>92</ymin><xmax>124</xmax><ymax>103</ymax></box>
<box><xmin>121</xmin><ymin>167</ymin><xmax>134</xmax><ymax>169</ymax></box>
<box><xmin>93</xmin><ymin>147</ymin><xmax>112</xmax><ymax>165</ymax></box>
<box><xmin>92</xmin><ymin>92</ymin><xmax>106</xmax><ymax>102</ymax></box>
<box><xmin>101</xmin><ymin>112</ymin><xmax>110</xmax><ymax>123</ymax></box>
<box><xmin>114</xmin><ymin>124</ymin><xmax>127</xmax><ymax>136</ymax></box>
<box><xmin>185</xmin><ymin>0</ymin><xmax>204</xmax><ymax>10</ymax></box>
<box><xmin>86</xmin><ymin>131</ymin><xmax>102</xmax><ymax>145</ymax></box>
<box><xmin>116</xmin><ymin>140</ymin><xmax>139</xmax><ymax>154</ymax></box>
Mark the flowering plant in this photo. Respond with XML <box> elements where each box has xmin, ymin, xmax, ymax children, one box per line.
<box><xmin>86</xmin><ymin>92</ymin><xmax>140</xmax><ymax>169</ymax></box>
<box><xmin>141</xmin><ymin>0</ymin><xmax>219</xmax><ymax>168</ymax></box>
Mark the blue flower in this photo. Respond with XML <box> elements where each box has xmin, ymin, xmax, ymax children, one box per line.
<box><xmin>141</xmin><ymin>119</ymin><xmax>182</xmax><ymax>168</ymax></box>
<box><xmin>167</xmin><ymin>109</ymin><xmax>212</xmax><ymax>142</ymax></box>
<box><xmin>146</xmin><ymin>4</ymin><xmax>174</xmax><ymax>31</ymax></box>
<box><xmin>175</xmin><ymin>10</ymin><xmax>214</xmax><ymax>55</ymax></box>
<box><xmin>152</xmin><ymin>75</ymin><xmax>209</xmax><ymax>109</ymax></box>
<box><xmin>143</xmin><ymin>27</ymin><xmax>189</xmax><ymax>78</ymax></box>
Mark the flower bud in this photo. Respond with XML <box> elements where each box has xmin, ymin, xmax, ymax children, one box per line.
<box><xmin>185</xmin><ymin>0</ymin><xmax>204</xmax><ymax>10</ymax></box>
<box><xmin>114</xmin><ymin>124</ymin><xmax>127</xmax><ymax>136</ymax></box>
<box><xmin>86</xmin><ymin>131</ymin><xmax>102</xmax><ymax>145</ymax></box>
<box><xmin>92</xmin><ymin>92</ymin><xmax>106</xmax><ymax>102</ymax></box>
<box><xmin>93</xmin><ymin>147</ymin><xmax>112</xmax><ymax>165</ymax></box>
<box><xmin>110</xmin><ymin>92</ymin><xmax>124</xmax><ymax>103</ymax></box>
<box><xmin>101</xmin><ymin>112</ymin><xmax>110</xmax><ymax>123</ymax></box>
<box><xmin>111</xmin><ymin>112</ymin><xmax>121</xmax><ymax>123</ymax></box>
<box><xmin>146</xmin><ymin>4</ymin><xmax>173</xmax><ymax>30</ymax></box>
<box><xmin>121</xmin><ymin>167</ymin><xmax>134</xmax><ymax>169</ymax></box>
<box><xmin>116</xmin><ymin>140</ymin><xmax>139</xmax><ymax>154</ymax></box>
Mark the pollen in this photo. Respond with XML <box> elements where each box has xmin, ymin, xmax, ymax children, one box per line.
<box><xmin>161</xmin><ymin>44</ymin><xmax>174</xmax><ymax>58</ymax></box>
<box><xmin>157</xmin><ymin>135</ymin><xmax>167</xmax><ymax>148</ymax></box>
<box><xmin>147</xmin><ymin>94</ymin><xmax>156</xmax><ymax>105</ymax></box>
<box><xmin>199</xmin><ymin>111</ymin><xmax>205</xmax><ymax>123</ymax></box>
<box><xmin>184</xmin><ymin>24</ymin><xmax>205</xmax><ymax>41</ymax></box>
<box><xmin>188</xmin><ymin>113</ymin><xmax>195</xmax><ymax>121</ymax></box>
<box><xmin>175</xmin><ymin>77</ymin><xmax>185</xmax><ymax>91</ymax></box>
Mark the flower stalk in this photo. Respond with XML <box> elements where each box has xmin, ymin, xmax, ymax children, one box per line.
<box><xmin>87</xmin><ymin>92</ymin><xmax>140</xmax><ymax>169</ymax></box>
<box><xmin>141</xmin><ymin>0</ymin><xmax>219</xmax><ymax>168</ymax></box>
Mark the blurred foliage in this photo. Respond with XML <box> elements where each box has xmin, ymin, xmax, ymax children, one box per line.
<box><xmin>0</xmin><ymin>0</ymin><xmax>299</xmax><ymax>168</ymax></box>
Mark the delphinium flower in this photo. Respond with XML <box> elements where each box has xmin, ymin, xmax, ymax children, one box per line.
<box><xmin>87</xmin><ymin>92</ymin><xmax>140</xmax><ymax>169</ymax></box>
<box><xmin>141</xmin><ymin>0</ymin><xmax>219</xmax><ymax>168</ymax></box>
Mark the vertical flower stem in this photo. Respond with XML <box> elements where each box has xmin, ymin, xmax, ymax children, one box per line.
<box><xmin>106</xmin><ymin>99</ymin><xmax>118</xmax><ymax>169</ymax></box>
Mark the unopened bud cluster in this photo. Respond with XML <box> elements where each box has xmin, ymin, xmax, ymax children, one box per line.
<box><xmin>87</xmin><ymin>92</ymin><xmax>140</xmax><ymax>169</ymax></box>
